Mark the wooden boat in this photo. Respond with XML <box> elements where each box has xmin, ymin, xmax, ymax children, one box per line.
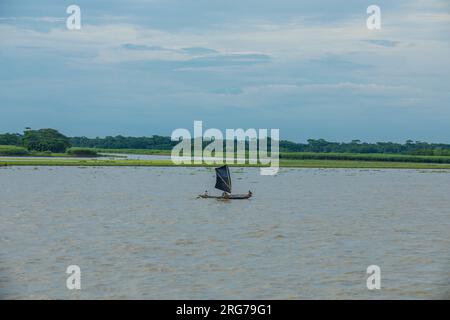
<box><xmin>199</xmin><ymin>165</ymin><xmax>252</xmax><ymax>200</ymax></box>
<box><xmin>198</xmin><ymin>194</ymin><xmax>252</xmax><ymax>200</ymax></box>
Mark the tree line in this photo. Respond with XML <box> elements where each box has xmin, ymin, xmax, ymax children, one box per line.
<box><xmin>1</xmin><ymin>129</ymin><xmax>450</xmax><ymax>156</ymax></box>
<box><xmin>279</xmin><ymin>139</ymin><xmax>450</xmax><ymax>156</ymax></box>
<box><xmin>0</xmin><ymin>129</ymin><xmax>71</xmax><ymax>153</ymax></box>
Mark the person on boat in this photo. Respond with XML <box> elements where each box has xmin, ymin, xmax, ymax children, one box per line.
<box><xmin>248</xmin><ymin>190</ymin><xmax>253</xmax><ymax>197</ymax></box>
<box><xmin>222</xmin><ymin>192</ymin><xmax>230</xmax><ymax>199</ymax></box>
<box><xmin>203</xmin><ymin>190</ymin><xmax>208</xmax><ymax>197</ymax></box>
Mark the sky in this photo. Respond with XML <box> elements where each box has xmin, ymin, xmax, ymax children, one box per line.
<box><xmin>0</xmin><ymin>0</ymin><xmax>449</xmax><ymax>142</ymax></box>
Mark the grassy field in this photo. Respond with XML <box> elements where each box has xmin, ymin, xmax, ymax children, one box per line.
<box><xmin>4</xmin><ymin>145</ymin><xmax>450</xmax><ymax>163</ymax></box>
<box><xmin>2</xmin><ymin>157</ymin><xmax>450</xmax><ymax>169</ymax></box>
<box><xmin>2</xmin><ymin>146</ymin><xmax>450</xmax><ymax>169</ymax></box>
<box><xmin>0</xmin><ymin>146</ymin><xmax>102</xmax><ymax>157</ymax></box>
<box><xmin>0</xmin><ymin>145</ymin><xmax>29</xmax><ymax>156</ymax></box>
<box><xmin>92</xmin><ymin>148</ymin><xmax>450</xmax><ymax>164</ymax></box>
<box><xmin>92</xmin><ymin>148</ymin><xmax>171</xmax><ymax>155</ymax></box>
<box><xmin>0</xmin><ymin>145</ymin><xmax>86</xmax><ymax>157</ymax></box>
<box><xmin>280</xmin><ymin>152</ymin><xmax>450</xmax><ymax>164</ymax></box>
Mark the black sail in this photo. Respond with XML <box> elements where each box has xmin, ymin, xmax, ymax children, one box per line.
<box><xmin>215</xmin><ymin>165</ymin><xmax>232</xmax><ymax>193</ymax></box>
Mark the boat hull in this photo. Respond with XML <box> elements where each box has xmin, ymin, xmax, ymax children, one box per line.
<box><xmin>198</xmin><ymin>194</ymin><xmax>252</xmax><ymax>200</ymax></box>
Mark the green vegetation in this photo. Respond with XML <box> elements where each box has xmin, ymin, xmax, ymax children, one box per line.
<box><xmin>70</xmin><ymin>135</ymin><xmax>176</xmax><ymax>150</ymax></box>
<box><xmin>93</xmin><ymin>148</ymin><xmax>171</xmax><ymax>155</ymax></box>
<box><xmin>1</xmin><ymin>157</ymin><xmax>450</xmax><ymax>169</ymax></box>
<box><xmin>4</xmin><ymin>130</ymin><xmax>450</xmax><ymax>156</ymax></box>
<box><xmin>280</xmin><ymin>152</ymin><xmax>450</xmax><ymax>164</ymax></box>
<box><xmin>77</xmin><ymin>149</ymin><xmax>450</xmax><ymax>165</ymax></box>
<box><xmin>22</xmin><ymin>129</ymin><xmax>71</xmax><ymax>153</ymax></box>
<box><xmin>28</xmin><ymin>151</ymin><xmax>68</xmax><ymax>157</ymax></box>
<box><xmin>279</xmin><ymin>159</ymin><xmax>450</xmax><ymax>169</ymax></box>
<box><xmin>2</xmin><ymin>128</ymin><xmax>450</xmax><ymax>169</ymax></box>
<box><xmin>279</xmin><ymin>139</ymin><xmax>450</xmax><ymax>156</ymax></box>
<box><xmin>67</xmin><ymin>148</ymin><xmax>99</xmax><ymax>157</ymax></box>
<box><xmin>0</xmin><ymin>145</ymin><xmax>29</xmax><ymax>156</ymax></box>
<box><xmin>0</xmin><ymin>133</ymin><xmax>22</xmax><ymax>146</ymax></box>
<box><xmin>0</xmin><ymin>159</ymin><xmax>176</xmax><ymax>167</ymax></box>
<box><xmin>68</xmin><ymin>136</ymin><xmax>450</xmax><ymax>156</ymax></box>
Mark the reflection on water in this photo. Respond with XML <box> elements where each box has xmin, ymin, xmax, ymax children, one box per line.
<box><xmin>0</xmin><ymin>166</ymin><xmax>449</xmax><ymax>299</ymax></box>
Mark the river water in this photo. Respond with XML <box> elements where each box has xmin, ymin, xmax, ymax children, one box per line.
<box><xmin>0</xmin><ymin>166</ymin><xmax>449</xmax><ymax>299</ymax></box>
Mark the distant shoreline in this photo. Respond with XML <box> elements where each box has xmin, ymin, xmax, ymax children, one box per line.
<box><xmin>3</xmin><ymin>147</ymin><xmax>450</xmax><ymax>169</ymax></box>
<box><xmin>2</xmin><ymin>158</ymin><xmax>450</xmax><ymax>170</ymax></box>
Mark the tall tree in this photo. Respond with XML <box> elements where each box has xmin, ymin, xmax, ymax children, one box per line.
<box><xmin>23</xmin><ymin>128</ymin><xmax>71</xmax><ymax>153</ymax></box>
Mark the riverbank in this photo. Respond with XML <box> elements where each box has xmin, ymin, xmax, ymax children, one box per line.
<box><xmin>0</xmin><ymin>145</ymin><xmax>101</xmax><ymax>157</ymax></box>
<box><xmin>3</xmin><ymin>146</ymin><xmax>450</xmax><ymax>169</ymax></box>
<box><xmin>2</xmin><ymin>158</ymin><xmax>450</xmax><ymax>169</ymax></box>
<box><xmin>81</xmin><ymin>148</ymin><xmax>450</xmax><ymax>163</ymax></box>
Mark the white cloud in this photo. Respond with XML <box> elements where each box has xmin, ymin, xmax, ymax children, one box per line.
<box><xmin>1</xmin><ymin>6</ymin><xmax>448</xmax><ymax>68</ymax></box>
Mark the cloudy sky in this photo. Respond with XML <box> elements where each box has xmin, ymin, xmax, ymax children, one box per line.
<box><xmin>0</xmin><ymin>0</ymin><xmax>449</xmax><ymax>142</ymax></box>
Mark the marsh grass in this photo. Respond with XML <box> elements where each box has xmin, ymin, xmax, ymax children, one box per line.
<box><xmin>0</xmin><ymin>145</ymin><xmax>29</xmax><ymax>156</ymax></box>
<box><xmin>280</xmin><ymin>152</ymin><xmax>450</xmax><ymax>164</ymax></box>
<box><xmin>2</xmin><ymin>158</ymin><xmax>450</xmax><ymax>169</ymax></box>
<box><xmin>3</xmin><ymin>147</ymin><xmax>450</xmax><ymax>169</ymax></box>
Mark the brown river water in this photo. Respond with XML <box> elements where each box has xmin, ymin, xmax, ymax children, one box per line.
<box><xmin>0</xmin><ymin>166</ymin><xmax>449</xmax><ymax>299</ymax></box>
